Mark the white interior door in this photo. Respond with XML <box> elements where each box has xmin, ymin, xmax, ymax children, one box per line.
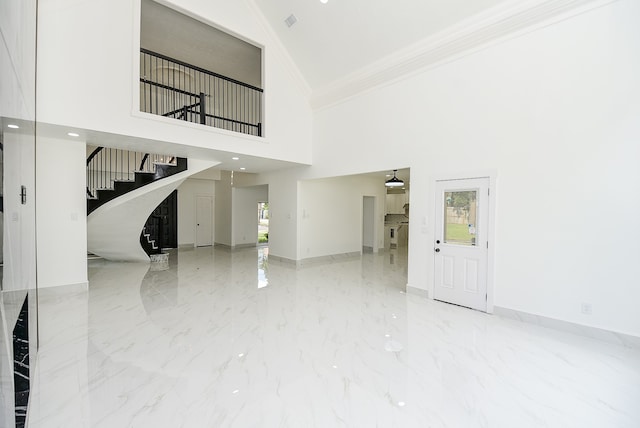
<box><xmin>195</xmin><ymin>196</ymin><xmax>213</xmax><ymax>247</ymax></box>
<box><xmin>434</xmin><ymin>177</ymin><xmax>489</xmax><ymax>311</ymax></box>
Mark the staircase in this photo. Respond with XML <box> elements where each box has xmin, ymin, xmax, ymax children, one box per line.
<box><xmin>86</xmin><ymin>148</ymin><xmax>186</xmax><ymax>214</ymax></box>
<box><xmin>86</xmin><ymin>147</ymin><xmax>217</xmax><ymax>261</ymax></box>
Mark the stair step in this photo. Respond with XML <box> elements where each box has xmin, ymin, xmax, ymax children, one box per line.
<box><xmin>135</xmin><ymin>171</ymin><xmax>155</xmax><ymax>186</ymax></box>
<box><xmin>113</xmin><ymin>180</ymin><xmax>136</xmax><ymax>192</ymax></box>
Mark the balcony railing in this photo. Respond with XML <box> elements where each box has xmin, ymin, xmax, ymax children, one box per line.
<box><xmin>140</xmin><ymin>49</ymin><xmax>263</xmax><ymax>137</ymax></box>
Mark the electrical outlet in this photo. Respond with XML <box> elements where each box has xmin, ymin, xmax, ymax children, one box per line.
<box><xmin>581</xmin><ymin>303</ymin><xmax>592</xmax><ymax>315</ymax></box>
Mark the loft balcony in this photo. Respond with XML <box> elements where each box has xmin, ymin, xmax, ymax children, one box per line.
<box><xmin>139</xmin><ymin>48</ymin><xmax>263</xmax><ymax>137</ymax></box>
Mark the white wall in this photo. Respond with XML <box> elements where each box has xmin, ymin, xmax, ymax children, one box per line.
<box><xmin>260</xmin><ymin>170</ymin><xmax>298</xmax><ymax>260</ymax></box>
<box><xmin>298</xmin><ymin>175</ymin><xmax>386</xmax><ymax>259</ymax></box>
<box><xmin>214</xmin><ymin>171</ymin><xmax>233</xmax><ymax>246</ymax></box>
<box><xmin>35</xmin><ymin>137</ymin><xmax>87</xmax><ymax>288</ymax></box>
<box><xmin>36</xmin><ymin>0</ymin><xmax>312</xmax><ymax>165</ymax></box>
<box><xmin>362</xmin><ymin>196</ymin><xmax>375</xmax><ymax>249</ymax></box>
<box><xmin>232</xmin><ymin>185</ymin><xmax>267</xmax><ymax>247</ymax></box>
<box><xmin>305</xmin><ymin>0</ymin><xmax>640</xmax><ymax>336</ymax></box>
<box><xmin>177</xmin><ymin>178</ymin><xmax>216</xmax><ymax>246</ymax></box>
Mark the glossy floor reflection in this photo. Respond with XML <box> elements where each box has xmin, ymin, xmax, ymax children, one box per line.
<box><xmin>29</xmin><ymin>246</ymin><xmax>640</xmax><ymax>427</ymax></box>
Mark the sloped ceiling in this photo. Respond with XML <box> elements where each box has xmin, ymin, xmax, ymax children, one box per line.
<box><xmin>141</xmin><ymin>0</ymin><xmax>262</xmax><ymax>88</ymax></box>
<box><xmin>252</xmin><ymin>0</ymin><xmax>505</xmax><ymax>90</ymax></box>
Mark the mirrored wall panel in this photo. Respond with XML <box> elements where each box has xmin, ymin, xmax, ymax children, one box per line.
<box><xmin>1</xmin><ymin>0</ymin><xmax>39</xmax><ymax>427</ymax></box>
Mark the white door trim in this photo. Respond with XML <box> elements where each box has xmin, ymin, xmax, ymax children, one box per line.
<box><xmin>429</xmin><ymin>171</ymin><xmax>497</xmax><ymax>313</ymax></box>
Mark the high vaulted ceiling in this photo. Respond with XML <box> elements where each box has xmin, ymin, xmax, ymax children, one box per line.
<box><xmin>141</xmin><ymin>0</ymin><xmax>262</xmax><ymax>88</ymax></box>
<box><xmin>253</xmin><ymin>0</ymin><xmax>505</xmax><ymax>90</ymax></box>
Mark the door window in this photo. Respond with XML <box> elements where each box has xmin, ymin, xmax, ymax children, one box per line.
<box><xmin>443</xmin><ymin>190</ymin><xmax>478</xmax><ymax>246</ymax></box>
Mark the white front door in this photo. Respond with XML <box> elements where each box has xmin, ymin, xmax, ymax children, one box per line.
<box><xmin>434</xmin><ymin>177</ymin><xmax>489</xmax><ymax>311</ymax></box>
<box><xmin>196</xmin><ymin>196</ymin><xmax>213</xmax><ymax>247</ymax></box>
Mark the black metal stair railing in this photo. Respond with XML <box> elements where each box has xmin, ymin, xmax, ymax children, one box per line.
<box><xmin>140</xmin><ymin>48</ymin><xmax>263</xmax><ymax>137</ymax></box>
<box><xmin>86</xmin><ymin>146</ymin><xmax>185</xmax><ymax>215</ymax></box>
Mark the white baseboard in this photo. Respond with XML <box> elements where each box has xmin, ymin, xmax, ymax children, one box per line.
<box><xmin>297</xmin><ymin>252</ymin><xmax>361</xmax><ymax>267</ymax></box>
<box><xmin>233</xmin><ymin>243</ymin><xmax>257</xmax><ymax>249</ymax></box>
<box><xmin>269</xmin><ymin>251</ymin><xmax>361</xmax><ymax>268</ymax></box>
<box><xmin>494</xmin><ymin>306</ymin><xmax>640</xmax><ymax>350</ymax></box>
<box><xmin>267</xmin><ymin>255</ymin><xmax>296</xmax><ymax>265</ymax></box>
<box><xmin>213</xmin><ymin>243</ymin><xmax>256</xmax><ymax>250</ymax></box>
<box><xmin>406</xmin><ymin>284</ymin><xmax>429</xmax><ymax>298</ymax></box>
<box><xmin>37</xmin><ymin>282</ymin><xmax>88</xmax><ymax>299</ymax></box>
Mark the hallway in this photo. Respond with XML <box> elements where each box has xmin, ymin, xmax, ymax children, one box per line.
<box><xmin>28</xmin><ymin>246</ymin><xmax>640</xmax><ymax>427</ymax></box>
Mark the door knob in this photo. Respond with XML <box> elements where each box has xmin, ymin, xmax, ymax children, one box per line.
<box><xmin>436</xmin><ymin>240</ymin><xmax>441</xmax><ymax>244</ymax></box>
<box><xmin>435</xmin><ymin>248</ymin><xmax>440</xmax><ymax>252</ymax></box>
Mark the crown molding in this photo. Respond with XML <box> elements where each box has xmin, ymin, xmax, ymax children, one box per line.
<box><xmin>310</xmin><ymin>0</ymin><xmax>617</xmax><ymax>110</ymax></box>
<box><xmin>245</xmin><ymin>0</ymin><xmax>312</xmax><ymax>99</ymax></box>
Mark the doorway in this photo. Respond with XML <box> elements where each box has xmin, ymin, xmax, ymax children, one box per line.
<box><xmin>258</xmin><ymin>202</ymin><xmax>268</xmax><ymax>245</ymax></box>
<box><xmin>433</xmin><ymin>177</ymin><xmax>490</xmax><ymax>311</ymax></box>
<box><xmin>196</xmin><ymin>195</ymin><xmax>213</xmax><ymax>247</ymax></box>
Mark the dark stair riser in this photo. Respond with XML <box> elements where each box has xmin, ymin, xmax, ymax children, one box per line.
<box><xmin>135</xmin><ymin>171</ymin><xmax>155</xmax><ymax>186</ymax></box>
<box><xmin>113</xmin><ymin>180</ymin><xmax>136</xmax><ymax>193</ymax></box>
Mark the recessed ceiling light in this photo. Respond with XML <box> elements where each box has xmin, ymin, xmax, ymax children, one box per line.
<box><xmin>232</xmin><ymin>157</ymin><xmax>239</xmax><ymax>160</ymax></box>
<box><xmin>67</xmin><ymin>132</ymin><xmax>80</xmax><ymax>137</ymax></box>
<box><xmin>398</xmin><ymin>401</ymin><xmax>406</xmax><ymax>407</ymax></box>
<box><xmin>240</xmin><ymin>167</ymin><xmax>246</xmax><ymax>171</ymax></box>
<box><xmin>7</xmin><ymin>124</ymin><xmax>19</xmax><ymax>129</ymax></box>
<box><xmin>320</xmin><ymin>0</ymin><xmax>329</xmax><ymax>3</ymax></box>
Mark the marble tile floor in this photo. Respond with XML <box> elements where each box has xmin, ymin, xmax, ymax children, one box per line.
<box><xmin>27</xmin><ymin>246</ymin><xmax>640</xmax><ymax>427</ymax></box>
